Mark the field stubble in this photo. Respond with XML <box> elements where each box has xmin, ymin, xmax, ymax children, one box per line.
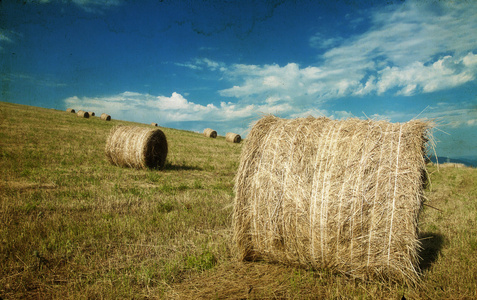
<box><xmin>0</xmin><ymin>102</ymin><xmax>476</xmax><ymax>299</ymax></box>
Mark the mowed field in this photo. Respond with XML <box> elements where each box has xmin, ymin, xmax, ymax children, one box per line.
<box><xmin>0</xmin><ymin>101</ymin><xmax>476</xmax><ymax>299</ymax></box>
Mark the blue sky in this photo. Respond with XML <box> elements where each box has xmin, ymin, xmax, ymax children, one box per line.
<box><xmin>1</xmin><ymin>0</ymin><xmax>476</xmax><ymax>159</ymax></box>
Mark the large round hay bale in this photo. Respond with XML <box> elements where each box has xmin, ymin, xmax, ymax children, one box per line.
<box><xmin>226</xmin><ymin>132</ymin><xmax>241</xmax><ymax>143</ymax></box>
<box><xmin>66</xmin><ymin>108</ymin><xmax>75</xmax><ymax>113</ymax></box>
<box><xmin>105</xmin><ymin>126</ymin><xmax>168</xmax><ymax>169</ymax></box>
<box><xmin>203</xmin><ymin>128</ymin><xmax>217</xmax><ymax>138</ymax></box>
<box><xmin>101</xmin><ymin>113</ymin><xmax>111</xmax><ymax>121</ymax></box>
<box><xmin>151</xmin><ymin>122</ymin><xmax>158</xmax><ymax>127</ymax></box>
<box><xmin>77</xmin><ymin>110</ymin><xmax>89</xmax><ymax>118</ymax></box>
<box><xmin>233</xmin><ymin>115</ymin><xmax>433</xmax><ymax>284</ymax></box>
<box><xmin>88</xmin><ymin>111</ymin><xmax>95</xmax><ymax>117</ymax></box>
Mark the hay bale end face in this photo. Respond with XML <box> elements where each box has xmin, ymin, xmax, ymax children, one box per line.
<box><xmin>151</xmin><ymin>122</ymin><xmax>158</xmax><ymax>127</ymax></box>
<box><xmin>233</xmin><ymin>115</ymin><xmax>432</xmax><ymax>284</ymax></box>
<box><xmin>88</xmin><ymin>111</ymin><xmax>95</xmax><ymax>117</ymax></box>
<box><xmin>105</xmin><ymin>126</ymin><xmax>168</xmax><ymax>169</ymax></box>
<box><xmin>77</xmin><ymin>110</ymin><xmax>89</xmax><ymax>118</ymax></box>
<box><xmin>203</xmin><ymin>128</ymin><xmax>217</xmax><ymax>138</ymax></box>
<box><xmin>66</xmin><ymin>108</ymin><xmax>75</xmax><ymax>113</ymax></box>
<box><xmin>101</xmin><ymin>113</ymin><xmax>111</xmax><ymax>121</ymax></box>
<box><xmin>226</xmin><ymin>132</ymin><xmax>241</xmax><ymax>143</ymax></box>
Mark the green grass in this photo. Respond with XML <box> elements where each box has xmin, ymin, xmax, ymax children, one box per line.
<box><xmin>1</xmin><ymin>101</ymin><xmax>476</xmax><ymax>299</ymax></box>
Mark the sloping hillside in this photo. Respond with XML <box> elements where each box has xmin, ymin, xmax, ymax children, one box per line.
<box><xmin>1</xmin><ymin>101</ymin><xmax>476</xmax><ymax>299</ymax></box>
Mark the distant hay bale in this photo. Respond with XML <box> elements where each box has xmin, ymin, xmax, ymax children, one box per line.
<box><xmin>77</xmin><ymin>110</ymin><xmax>89</xmax><ymax>118</ymax></box>
<box><xmin>88</xmin><ymin>111</ymin><xmax>95</xmax><ymax>117</ymax></box>
<box><xmin>204</xmin><ymin>128</ymin><xmax>217</xmax><ymax>138</ymax></box>
<box><xmin>66</xmin><ymin>108</ymin><xmax>75</xmax><ymax>113</ymax></box>
<box><xmin>101</xmin><ymin>113</ymin><xmax>111</xmax><ymax>121</ymax></box>
<box><xmin>226</xmin><ymin>132</ymin><xmax>241</xmax><ymax>143</ymax></box>
<box><xmin>233</xmin><ymin>115</ymin><xmax>433</xmax><ymax>285</ymax></box>
<box><xmin>151</xmin><ymin>123</ymin><xmax>158</xmax><ymax>127</ymax></box>
<box><xmin>105</xmin><ymin>126</ymin><xmax>168</xmax><ymax>169</ymax></box>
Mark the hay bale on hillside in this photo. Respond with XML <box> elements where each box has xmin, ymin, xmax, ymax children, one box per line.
<box><xmin>226</xmin><ymin>132</ymin><xmax>241</xmax><ymax>143</ymax></box>
<box><xmin>101</xmin><ymin>113</ymin><xmax>111</xmax><ymax>121</ymax></box>
<box><xmin>151</xmin><ymin>122</ymin><xmax>158</xmax><ymax>127</ymax></box>
<box><xmin>77</xmin><ymin>110</ymin><xmax>89</xmax><ymax>118</ymax></box>
<box><xmin>204</xmin><ymin>128</ymin><xmax>217</xmax><ymax>138</ymax></box>
<box><xmin>105</xmin><ymin>126</ymin><xmax>168</xmax><ymax>169</ymax></box>
<box><xmin>233</xmin><ymin>115</ymin><xmax>432</xmax><ymax>284</ymax></box>
<box><xmin>66</xmin><ymin>108</ymin><xmax>75</xmax><ymax>113</ymax></box>
<box><xmin>88</xmin><ymin>111</ymin><xmax>95</xmax><ymax>117</ymax></box>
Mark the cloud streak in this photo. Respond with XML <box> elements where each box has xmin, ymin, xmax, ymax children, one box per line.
<box><xmin>29</xmin><ymin>0</ymin><xmax>123</xmax><ymax>13</ymax></box>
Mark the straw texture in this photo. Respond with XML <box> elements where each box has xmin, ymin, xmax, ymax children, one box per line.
<box><xmin>226</xmin><ymin>132</ymin><xmax>241</xmax><ymax>143</ymax></box>
<box><xmin>101</xmin><ymin>113</ymin><xmax>111</xmax><ymax>121</ymax></box>
<box><xmin>204</xmin><ymin>128</ymin><xmax>217</xmax><ymax>138</ymax></box>
<box><xmin>233</xmin><ymin>115</ymin><xmax>432</xmax><ymax>284</ymax></box>
<box><xmin>105</xmin><ymin>126</ymin><xmax>168</xmax><ymax>169</ymax></box>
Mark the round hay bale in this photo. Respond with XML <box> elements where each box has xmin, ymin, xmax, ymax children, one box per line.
<box><xmin>203</xmin><ymin>128</ymin><xmax>217</xmax><ymax>138</ymax></box>
<box><xmin>151</xmin><ymin>122</ymin><xmax>158</xmax><ymax>127</ymax></box>
<box><xmin>226</xmin><ymin>132</ymin><xmax>241</xmax><ymax>143</ymax></box>
<box><xmin>77</xmin><ymin>110</ymin><xmax>89</xmax><ymax>118</ymax></box>
<box><xmin>66</xmin><ymin>108</ymin><xmax>75</xmax><ymax>113</ymax></box>
<box><xmin>88</xmin><ymin>111</ymin><xmax>95</xmax><ymax>117</ymax></box>
<box><xmin>105</xmin><ymin>126</ymin><xmax>168</xmax><ymax>169</ymax></box>
<box><xmin>233</xmin><ymin>115</ymin><xmax>433</xmax><ymax>285</ymax></box>
<box><xmin>101</xmin><ymin>113</ymin><xmax>111</xmax><ymax>121</ymax></box>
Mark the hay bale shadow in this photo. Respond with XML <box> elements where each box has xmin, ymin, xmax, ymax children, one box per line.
<box><xmin>418</xmin><ymin>232</ymin><xmax>444</xmax><ymax>271</ymax></box>
<box><xmin>163</xmin><ymin>162</ymin><xmax>203</xmax><ymax>171</ymax></box>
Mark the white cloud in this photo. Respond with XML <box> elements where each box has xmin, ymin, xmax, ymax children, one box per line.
<box><xmin>65</xmin><ymin>92</ymin><xmax>220</xmax><ymax>123</ymax></box>
<box><xmin>27</xmin><ymin>0</ymin><xmax>123</xmax><ymax>13</ymax></box>
<box><xmin>64</xmin><ymin>90</ymin><xmax>344</xmax><ymax>135</ymax></box>
<box><xmin>175</xmin><ymin>58</ymin><xmax>227</xmax><ymax>72</ymax></box>
<box><xmin>423</xmin><ymin>103</ymin><xmax>477</xmax><ymax>129</ymax></box>
<box><xmin>217</xmin><ymin>0</ymin><xmax>477</xmax><ymax>107</ymax></box>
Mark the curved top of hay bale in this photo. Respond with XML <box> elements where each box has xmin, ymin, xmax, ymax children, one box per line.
<box><xmin>100</xmin><ymin>113</ymin><xmax>111</xmax><ymax>121</ymax></box>
<box><xmin>77</xmin><ymin>110</ymin><xmax>89</xmax><ymax>118</ymax></box>
<box><xmin>233</xmin><ymin>115</ymin><xmax>433</xmax><ymax>285</ymax></box>
<box><xmin>203</xmin><ymin>128</ymin><xmax>217</xmax><ymax>138</ymax></box>
<box><xmin>226</xmin><ymin>132</ymin><xmax>241</xmax><ymax>143</ymax></box>
<box><xmin>105</xmin><ymin>126</ymin><xmax>168</xmax><ymax>169</ymax></box>
<box><xmin>66</xmin><ymin>108</ymin><xmax>75</xmax><ymax>113</ymax></box>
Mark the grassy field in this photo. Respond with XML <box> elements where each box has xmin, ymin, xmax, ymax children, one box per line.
<box><xmin>0</xmin><ymin>101</ymin><xmax>476</xmax><ymax>299</ymax></box>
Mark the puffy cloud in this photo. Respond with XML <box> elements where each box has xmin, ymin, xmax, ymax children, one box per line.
<box><xmin>217</xmin><ymin>1</ymin><xmax>477</xmax><ymax>106</ymax></box>
<box><xmin>375</xmin><ymin>54</ymin><xmax>477</xmax><ymax>96</ymax></box>
<box><xmin>65</xmin><ymin>92</ymin><xmax>219</xmax><ymax>123</ymax></box>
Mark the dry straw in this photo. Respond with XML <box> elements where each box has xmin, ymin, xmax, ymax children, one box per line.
<box><xmin>233</xmin><ymin>115</ymin><xmax>433</xmax><ymax>285</ymax></box>
<box><xmin>88</xmin><ymin>111</ymin><xmax>95</xmax><ymax>117</ymax></box>
<box><xmin>105</xmin><ymin>126</ymin><xmax>168</xmax><ymax>169</ymax></box>
<box><xmin>66</xmin><ymin>108</ymin><xmax>75</xmax><ymax>113</ymax></box>
<box><xmin>77</xmin><ymin>110</ymin><xmax>89</xmax><ymax>118</ymax></box>
<box><xmin>204</xmin><ymin>128</ymin><xmax>217</xmax><ymax>138</ymax></box>
<box><xmin>226</xmin><ymin>132</ymin><xmax>241</xmax><ymax>143</ymax></box>
<box><xmin>101</xmin><ymin>113</ymin><xmax>111</xmax><ymax>121</ymax></box>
